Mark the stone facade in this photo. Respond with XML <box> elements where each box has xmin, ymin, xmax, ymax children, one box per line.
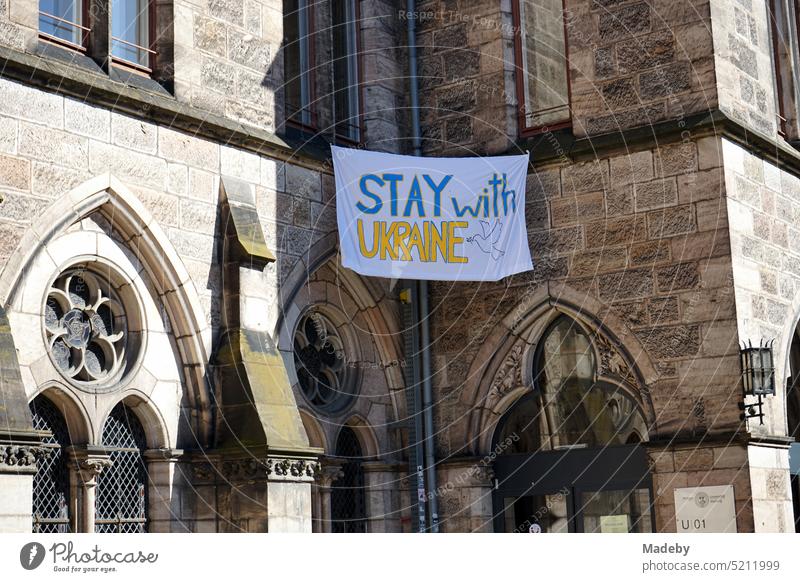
<box><xmin>0</xmin><ymin>0</ymin><xmax>799</xmax><ymax>535</ymax></box>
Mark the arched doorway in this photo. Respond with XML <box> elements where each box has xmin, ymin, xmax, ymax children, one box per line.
<box><xmin>30</xmin><ymin>395</ymin><xmax>71</xmax><ymax>533</ymax></box>
<box><xmin>492</xmin><ymin>316</ymin><xmax>654</xmax><ymax>533</ymax></box>
<box><xmin>96</xmin><ymin>403</ymin><xmax>148</xmax><ymax>533</ymax></box>
<box><xmin>331</xmin><ymin>426</ymin><xmax>367</xmax><ymax>533</ymax></box>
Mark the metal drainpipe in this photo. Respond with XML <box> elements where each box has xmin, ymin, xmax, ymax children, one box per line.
<box><xmin>407</xmin><ymin>0</ymin><xmax>440</xmax><ymax>532</ymax></box>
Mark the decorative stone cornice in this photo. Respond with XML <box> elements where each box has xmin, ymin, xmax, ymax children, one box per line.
<box><xmin>191</xmin><ymin>456</ymin><xmax>321</xmax><ymax>483</ymax></box>
<box><xmin>0</xmin><ymin>443</ymin><xmax>49</xmax><ymax>473</ymax></box>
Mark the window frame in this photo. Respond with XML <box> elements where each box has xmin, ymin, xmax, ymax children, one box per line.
<box><xmin>285</xmin><ymin>0</ymin><xmax>318</xmax><ymax>130</ymax></box>
<box><xmin>109</xmin><ymin>0</ymin><xmax>158</xmax><ymax>75</ymax></box>
<box><xmin>38</xmin><ymin>0</ymin><xmax>91</xmax><ymax>53</ymax></box>
<box><xmin>511</xmin><ymin>0</ymin><xmax>573</xmax><ymax>138</ymax></box>
<box><xmin>330</xmin><ymin>0</ymin><xmax>364</xmax><ymax>145</ymax></box>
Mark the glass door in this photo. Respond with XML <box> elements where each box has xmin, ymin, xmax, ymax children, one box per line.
<box><xmin>576</xmin><ymin>487</ymin><xmax>653</xmax><ymax>533</ymax></box>
<box><xmin>501</xmin><ymin>491</ymin><xmax>571</xmax><ymax>533</ymax></box>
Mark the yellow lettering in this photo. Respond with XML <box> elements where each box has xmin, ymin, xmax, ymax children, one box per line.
<box><xmin>447</xmin><ymin>221</ymin><xmax>468</xmax><ymax>263</ymax></box>
<box><xmin>357</xmin><ymin>219</ymin><xmax>379</xmax><ymax>258</ymax></box>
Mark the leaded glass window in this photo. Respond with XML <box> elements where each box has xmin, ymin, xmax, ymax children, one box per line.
<box><xmin>497</xmin><ymin>316</ymin><xmax>647</xmax><ymax>452</ymax></box>
<box><xmin>293</xmin><ymin>310</ymin><xmax>352</xmax><ymax>412</ymax></box>
<box><xmin>331</xmin><ymin>426</ymin><xmax>366</xmax><ymax>533</ymax></box>
<box><xmin>30</xmin><ymin>396</ymin><xmax>71</xmax><ymax>533</ymax></box>
<box><xmin>96</xmin><ymin>403</ymin><xmax>148</xmax><ymax>533</ymax></box>
<box><xmin>45</xmin><ymin>267</ymin><xmax>130</xmax><ymax>387</ymax></box>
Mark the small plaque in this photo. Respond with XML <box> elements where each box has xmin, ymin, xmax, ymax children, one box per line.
<box><xmin>674</xmin><ymin>485</ymin><xmax>737</xmax><ymax>533</ymax></box>
<box><xmin>600</xmin><ymin>514</ymin><xmax>629</xmax><ymax>533</ymax></box>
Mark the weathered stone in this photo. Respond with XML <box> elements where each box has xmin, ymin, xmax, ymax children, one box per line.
<box><xmin>208</xmin><ymin>0</ymin><xmax>243</xmax><ymax>25</ymax></box>
<box><xmin>728</xmin><ymin>33</ymin><xmax>758</xmax><ymax>79</ymax></box>
<box><xmin>601</xmin><ymin>78</ymin><xmax>639</xmax><ymax>109</ymax></box>
<box><xmin>31</xmin><ymin>163</ymin><xmax>84</xmax><ymax>197</ymax></box>
<box><xmin>638</xmin><ymin>62</ymin><xmax>692</xmax><ymax>100</ymax></box>
<box><xmin>635</xmin><ymin>178</ymin><xmax>678</xmax><ymax>211</ymax></box>
<box><xmin>630</xmin><ymin>240</ymin><xmax>671</xmax><ymax>265</ymax></box>
<box><xmin>616</xmin><ymin>31</ymin><xmax>675</xmax><ymax>74</ymax></box>
<box><xmin>285</xmin><ymin>164</ymin><xmax>321</xmax><ymax>201</ymax></box>
<box><xmin>594</xmin><ymin>47</ymin><xmax>616</xmax><ymax>78</ymax></box>
<box><xmin>445</xmin><ymin>51</ymin><xmax>480</xmax><ymax>81</ymax></box>
<box><xmin>606</xmin><ymin>186</ymin><xmax>634</xmax><ymax>216</ymax></box>
<box><xmin>587</xmin><ymin>104</ymin><xmax>666</xmax><ymax>134</ymax></box>
<box><xmin>220</xmin><ymin>146</ymin><xmax>260</xmax><ymax>182</ymax></box>
<box><xmin>550</xmin><ymin>192</ymin><xmax>604</xmax><ymax>225</ymax></box>
<box><xmin>437</xmin><ymin>82</ymin><xmax>477</xmax><ymax>113</ymax></box>
<box><xmin>610</xmin><ymin>151</ymin><xmax>653</xmax><ymax>186</ymax></box>
<box><xmin>201</xmin><ymin>57</ymin><xmax>237</xmax><ymax>94</ymax></box>
<box><xmin>0</xmin><ymin>78</ymin><xmax>63</xmax><ymax>129</ymax></box>
<box><xmin>570</xmin><ymin>248</ymin><xmax>627</xmax><ymax>276</ymax></box>
<box><xmin>446</xmin><ymin>116</ymin><xmax>473</xmax><ymax>143</ymax></box>
<box><xmin>648</xmin><ymin>296</ymin><xmax>680</xmax><ymax>324</ymax></box>
<box><xmin>598</xmin><ymin>268</ymin><xmax>654</xmax><ymax>300</ymax></box>
<box><xmin>111</xmin><ymin>114</ymin><xmax>157</xmax><ymax>153</ymax></box>
<box><xmin>19</xmin><ymin>123</ymin><xmax>87</xmax><ymax>170</ymax></box>
<box><xmin>228</xmin><ymin>29</ymin><xmax>271</xmax><ymax>71</ymax></box>
<box><xmin>159</xmin><ymin>127</ymin><xmax>219</xmax><ymax>169</ymax></box>
<box><xmin>434</xmin><ymin>25</ymin><xmax>467</xmax><ymax>51</ymax></box>
<box><xmin>528</xmin><ymin>226</ymin><xmax>583</xmax><ymax>255</ymax></box>
<box><xmin>598</xmin><ymin>3</ymin><xmax>651</xmax><ymax>41</ymax></box>
<box><xmin>64</xmin><ymin>99</ymin><xmax>110</xmax><ymax>141</ymax></box>
<box><xmin>648</xmin><ymin>205</ymin><xmax>696</xmax><ymax>238</ymax></box>
<box><xmin>612</xmin><ymin>300</ymin><xmax>649</xmax><ymax>328</ymax></box>
<box><xmin>194</xmin><ymin>15</ymin><xmax>227</xmax><ymax>56</ymax></box>
<box><xmin>0</xmin><ymin>154</ymin><xmax>29</xmax><ymax>191</ymax></box>
<box><xmin>90</xmin><ymin>142</ymin><xmax>167</xmax><ymax>190</ymax></box>
<box><xmin>637</xmin><ymin>324</ymin><xmax>701</xmax><ymax>359</ymax></box>
<box><xmin>180</xmin><ymin>199</ymin><xmax>217</xmax><ymax>234</ymax></box>
<box><xmin>656</xmin><ymin>262</ymin><xmax>700</xmax><ymax>291</ymax></box>
<box><xmin>655</xmin><ymin>142</ymin><xmax>698</xmax><ymax>176</ymax></box>
<box><xmin>562</xmin><ymin>160</ymin><xmax>610</xmax><ymax>193</ymax></box>
<box><xmin>527</xmin><ymin>167</ymin><xmax>561</xmax><ymax>200</ymax></box>
<box><xmin>585</xmin><ymin>215</ymin><xmax>647</xmax><ymax>247</ymax></box>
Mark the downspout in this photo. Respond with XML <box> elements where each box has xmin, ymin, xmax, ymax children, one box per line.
<box><xmin>407</xmin><ymin>0</ymin><xmax>440</xmax><ymax>532</ymax></box>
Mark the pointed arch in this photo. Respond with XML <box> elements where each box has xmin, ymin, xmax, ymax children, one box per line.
<box><xmin>463</xmin><ymin>282</ymin><xmax>659</xmax><ymax>455</ymax></box>
<box><xmin>28</xmin><ymin>384</ymin><xmax>93</xmax><ymax>445</ymax></box>
<box><xmin>0</xmin><ymin>174</ymin><xmax>213</xmax><ymax>445</ymax></box>
<box><xmin>340</xmin><ymin>414</ymin><xmax>380</xmax><ymax>459</ymax></box>
<box><xmin>99</xmin><ymin>391</ymin><xmax>170</xmax><ymax>450</ymax></box>
<box><xmin>299</xmin><ymin>408</ymin><xmax>329</xmax><ymax>452</ymax></box>
<box><xmin>277</xmin><ymin>233</ymin><xmax>405</xmax><ymax>432</ymax></box>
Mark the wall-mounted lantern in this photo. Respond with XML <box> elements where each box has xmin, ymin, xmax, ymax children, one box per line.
<box><xmin>739</xmin><ymin>340</ymin><xmax>776</xmax><ymax>425</ymax></box>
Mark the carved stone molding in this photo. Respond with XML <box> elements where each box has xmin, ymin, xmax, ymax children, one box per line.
<box><xmin>0</xmin><ymin>443</ymin><xmax>49</xmax><ymax>472</ymax></box>
<box><xmin>196</xmin><ymin>456</ymin><xmax>321</xmax><ymax>483</ymax></box>
<box><xmin>594</xmin><ymin>332</ymin><xmax>638</xmax><ymax>388</ymax></box>
<box><xmin>76</xmin><ymin>458</ymin><xmax>112</xmax><ymax>484</ymax></box>
<box><xmin>486</xmin><ymin>343</ymin><xmax>525</xmax><ymax>407</ymax></box>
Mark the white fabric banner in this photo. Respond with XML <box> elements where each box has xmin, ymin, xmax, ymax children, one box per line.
<box><xmin>332</xmin><ymin>146</ymin><xmax>533</xmax><ymax>281</ymax></box>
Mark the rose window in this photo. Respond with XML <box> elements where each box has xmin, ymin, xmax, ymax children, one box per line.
<box><xmin>45</xmin><ymin>268</ymin><xmax>129</xmax><ymax>384</ymax></box>
<box><xmin>293</xmin><ymin>311</ymin><xmax>351</xmax><ymax>411</ymax></box>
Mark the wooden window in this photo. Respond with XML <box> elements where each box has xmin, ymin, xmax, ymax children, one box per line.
<box><xmin>284</xmin><ymin>0</ymin><xmax>316</xmax><ymax>128</ymax></box>
<box><xmin>39</xmin><ymin>0</ymin><xmax>89</xmax><ymax>50</ymax></box>
<box><xmin>512</xmin><ymin>0</ymin><xmax>571</xmax><ymax>135</ymax></box>
<box><xmin>331</xmin><ymin>0</ymin><xmax>361</xmax><ymax>142</ymax></box>
<box><xmin>111</xmin><ymin>0</ymin><xmax>156</xmax><ymax>72</ymax></box>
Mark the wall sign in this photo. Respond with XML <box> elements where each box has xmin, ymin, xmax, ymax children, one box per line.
<box><xmin>674</xmin><ymin>485</ymin><xmax>737</xmax><ymax>532</ymax></box>
<box><xmin>600</xmin><ymin>514</ymin><xmax>629</xmax><ymax>533</ymax></box>
<box><xmin>332</xmin><ymin>146</ymin><xmax>533</xmax><ymax>281</ymax></box>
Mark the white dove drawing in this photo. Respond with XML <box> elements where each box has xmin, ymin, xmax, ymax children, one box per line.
<box><xmin>467</xmin><ymin>220</ymin><xmax>505</xmax><ymax>260</ymax></box>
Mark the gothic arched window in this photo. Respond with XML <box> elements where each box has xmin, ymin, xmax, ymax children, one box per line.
<box><xmin>331</xmin><ymin>426</ymin><xmax>366</xmax><ymax>533</ymax></box>
<box><xmin>96</xmin><ymin>403</ymin><xmax>148</xmax><ymax>533</ymax></box>
<box><xmin>497</xmin><ymin>316</ymin><xmax>648</xmax><ymax>452</ymax></box>
<box><xmin>30</xmin><ymin>395</ymin><xmax>71</xmax><ymax>533</ymax></box>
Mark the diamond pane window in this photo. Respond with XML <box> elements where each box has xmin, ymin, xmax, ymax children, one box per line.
<box><xmin>30</xmin><ymin>396</ymin><xmax>71</xmax><ymax>533</ymax></box>
<box><xmin>96</xmin><ymin>403</ymin><xmax>148</xmax><ymax>533</ymax></box>
<box><xmin>331</xmin><ymin>427</ymin><xmax>366</xmax><ymax>533</ymax></box>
